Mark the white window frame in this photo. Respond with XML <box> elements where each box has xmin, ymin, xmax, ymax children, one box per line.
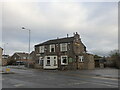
<box><xmin>50</xmin><ymin>44</ymin><xmax>55</xmax><ymax>52</ymax></box>
<box><xmin>39</xmin><ymin>46</ymin><xmax>45</xmax><ymax>53</ymax></box>
<box><xmin>39</xmin><ymin>57</ymin><xmax>43</xmax><ymax>65</ymax></box>
<box><xmin>60</xmin><ymin>43</ymin><xmax>67</xmax><ymax>52</ymax></box>
<box><xmin>79</xmin><ymin>56</ymin><xmax>83</xmax><ymax>62</ymax></box>
<box><xmin>46</xmin><ymin>56</ymin><xmax>50</xmax><ymax>66</ymax></box>
<box><xmin>14</xmin><ymin>57</ymin><xmax>16</xmax><ymax>60</ymax></box>
<box><xmin>23</xmin><ymin>57</ymin><xmax>26</xmax><ymax>59</ymax></box>
<box><xmin>53</xmin><ymin>56</ymin><xmax>57</xmax><ymax>66</ymax></box>
<box><xmin>61</xmin><ymin>55</ymin><xmax>68</xmax><ymax>65</ymax></box>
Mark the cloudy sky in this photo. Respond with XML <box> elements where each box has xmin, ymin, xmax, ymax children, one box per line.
<box><xmin>1</xmin><ymin>0</ymin><xmax>118</xmax><ymax>56</ymax></box>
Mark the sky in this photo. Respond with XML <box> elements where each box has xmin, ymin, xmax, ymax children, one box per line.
<box><xmin>0</xmin><ymin>0</ymin><xmax>118</xmax><ymax>56</ymax></box>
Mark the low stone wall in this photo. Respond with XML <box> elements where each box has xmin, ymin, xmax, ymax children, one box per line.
<box><xmin>34</xmin><ymin>64</ymin><xmax>43</xmax><ymax>69</ymax></box>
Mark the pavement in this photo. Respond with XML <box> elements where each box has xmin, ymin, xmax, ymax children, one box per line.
<box><xmin>2</xmin><ymin>66</ymin><xmax>119</xmax><ymax>88</ymax></box>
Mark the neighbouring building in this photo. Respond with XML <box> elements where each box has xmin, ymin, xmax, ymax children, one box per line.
<box><xmin>94</xmin><ymin>55</ymin><xmax>106</xmax><ymax>68</ymax></box>
<box><xmin>2</xmin><ymin>54</ymin><xmax>10</xmax><ymax>66</ymax></box>
<box><xmin>34</xmin><ymin>32</ymin><xmax>95</xmax><ymax>70</ymax></box>
<box><xmin>0</xmin><ymin>47</ymin><xmax>3</xmax><ymax>66</ymax></box>
<box><xmin>9</xmin><ymin>52</ymin><xmax>29</xmax><ymax>65</ymax></box>
<box><xmin>29</xmin><ymin>51</ymin><xmax>36</xmax><ymax>68</ymax></box>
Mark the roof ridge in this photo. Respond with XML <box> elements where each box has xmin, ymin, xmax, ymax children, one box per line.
<box><xmin>35</xmin><ymin>36</ymin><xmax>74</xmax><ymax>47</ymax></box>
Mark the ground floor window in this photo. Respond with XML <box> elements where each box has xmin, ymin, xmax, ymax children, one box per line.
<box><xmin>47</xmin><ymin>60</ymin><xmax>50</xmax><ymax>66</ymax></box>
<box><xmin>44</xmin><ymin>56</ymin><xmax>58</xmax><ymax>69</ymax></box>
<box><xmin>61</xmin><ymin>55</ymin><xmax>68</xmax><ymax>65</ymax></box>
<box><xmin>39</xmin><ymin>57</ymin><xmax>43</xmax><ymax>65</ymax></box>
<box><xmin>46</xmin><ymin>57</ymin><xmax>51</xmax><ymax>66</ymax></box>
<box><xmin>79</xmin><ymin>56</ymin><xmax>84</xmax><ymax>62</ymax></box>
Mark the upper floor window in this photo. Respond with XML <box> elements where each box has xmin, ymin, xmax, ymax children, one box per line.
<box><xmin>50</xmin><ymin>44</ymin><xmax>55</xmax><ymax>52</ymax></box>
<box><xmin>39</xmin><ymin>46</ymin><xmax>45</xmax><ymax>53</ymax></box>
<box><xmin>60</xmin><ymin>43</ymin><xmax>67</xmax><ymax>52</ymax></box>
<box><xmin>23</xmin><ymin>57</ymin><xmax>26</xmax><ymax>59</ymax></box>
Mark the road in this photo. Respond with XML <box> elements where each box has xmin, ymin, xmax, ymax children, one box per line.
<box><xmin>2</xmin><ymin>67</ymin><xmax>119</xmax><ymax>88</ymax></box>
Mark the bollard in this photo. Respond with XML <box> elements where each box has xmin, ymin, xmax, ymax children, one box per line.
<box><xmin>6</xmin><ymin>68</ymin><xmax>10</xmax><ymax>73</ymax></box>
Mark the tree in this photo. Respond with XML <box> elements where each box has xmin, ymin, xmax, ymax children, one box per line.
<box><xmin>109</xmin><ymin>49</ymin><xmax>120</xmax><ymax>69</ymax></box>
<box><xmin>94</xmin><ymin>55</ymin><xmax>102</xmax><ymax>58</ymax></box>
<box><xmin>109</xmin><ymin>49</ymin><xmax>120</xmax><ymax>57</ymax></box>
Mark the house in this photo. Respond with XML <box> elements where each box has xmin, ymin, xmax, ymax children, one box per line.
<box><xmin>2</xmin><ymin>54</ymin><xmax>10</xmax><ymax>66</ymax></box>
<box><xmin>0</xmin><ymin>47</ymin><xmax>3</xmax><ymax>66</ymax></box>
<box><xmin>94</xmin><ymin>55</ymin><xmax>106</xmax><ymax>68</ymax></box>
<box><xmin>28</xmin><ymin>51</ymin><xmax>36</xmax><ymax>68</ymax></box>
<box><xmin>30</xmin><ymin>51</ymin><xmax>36</xmax><ymax>63</ymax></box>
<box><xmin>34</xmin><ymin>32</ymin><xmax>95</xmax><ymax>70</ymax></box>
<box><xmin>9</xmin><ymin>52</ymin><xmax>29</xmax><ymax>65</ymax></box>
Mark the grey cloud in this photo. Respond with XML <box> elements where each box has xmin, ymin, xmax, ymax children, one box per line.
<box><xmin>2</xmin><ymin>2</ymin><xmax>118</xmax><ymax>56</ymax></box>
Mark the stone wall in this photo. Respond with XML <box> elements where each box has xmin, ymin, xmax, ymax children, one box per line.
<box><xmin>83</xmin><ymin>53</ymin><xmax>95</xmax><ymax>70</ymax></box>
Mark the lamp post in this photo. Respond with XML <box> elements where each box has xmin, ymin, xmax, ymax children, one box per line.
<box><xmin>22</xmin><ymin>27</ymin><xmax>31</xmax><ymax>67</ymax></box>
<box><xmin>3</xmin><ymin>43</ymin><xmax>8</xmax><ymax>55</ymax></box>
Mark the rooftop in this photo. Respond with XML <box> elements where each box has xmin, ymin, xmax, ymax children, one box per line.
<box><xmin>35</xmin><ymin>36</ymin><xmax>74</xmax><ymax>47</ymax></box>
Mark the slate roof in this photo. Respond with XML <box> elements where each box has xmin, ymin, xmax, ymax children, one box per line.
<box><xmin>35</xmin><ymin>37</ymin><xmax>74</xmax><ymax>47</ymax></box>
<box><xmin>15</xmin><ymin>52</ymin><xmax>29</xmax><ymax>57</ymax></box>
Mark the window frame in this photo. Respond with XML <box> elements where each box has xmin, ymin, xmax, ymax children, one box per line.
<box><xmin>60</xmin><ymin>43</ymin><xmax>67</xmax><ymax>52</ymax></box>
<box><xmin>61</xmin><ymin>55</ymin><xmax>68</xmax><ymax>65</ymax></box>
<box><xmin>79</xmin><ymin>56</ymin><xmax>84</xmax><ymax>62</ymax></box>
<box><xmin>39</xmin><ymin>57</ymin><xmax>43</xmax><ymax>65</ymax></box>
<box><xmin>46</xmin><ymin>57</ymin><xmax>51</xmax><ymax>66</ymax></box>
<box><xmin>49</xmin><ymin>44</ymin><xmax>55</xmax><ymax>52</ymax></box>
<box><xmin>39</xmin><ymin>46</ymin><xmax>45</xmax><ymax>53</ymax></box>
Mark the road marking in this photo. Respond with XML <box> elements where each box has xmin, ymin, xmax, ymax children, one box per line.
<box><xmin>68</xmin><ymin>81</ymin><xmax>88</xmax><ymax>85</ymax></box>
<box><xmin>92</xmin><ymin>76</ymin><xmax>118</xmax><ymax>81</ymax></box>
<box><xmin>90</xmin><ymin>82</ymin><xmax>118</xmax><ymax>88</ymax></box>
<box><xmin>14</xmin><ymin>84</ymin><xmax>23</xmax><ymax>87</ymax></box>
<box><xmin>61</xmin><ymin>73</ymin><xmax>118</xmax><ymax>81</ymax></box>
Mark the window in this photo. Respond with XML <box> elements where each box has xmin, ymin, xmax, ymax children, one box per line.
<box><xmin>47</xmin><ymin>60</ymin><xmax>50</xmax><ymax>66</ymax></box>
<box><xmin>50</xmin><ymin>44</ymin><xmax>55</xmax><ymax>52</ymax></box>
<box><xmin>46</xmin><ymin>56</ymin><xmax>50</xmax><ymax>66</ymax></box>
<box><xmin>14</xmin><ymin>57</ymin><xmax>16</xmax><ymax>60</ymax></box>
<box><xmin>39</xmin><ymin>57</ymin><xmax>43</xmax><ymax>65</ymax></box>
<box><xmin>60</xmin><ymin>43</ymin><xmax>67</xmax><ymax>51</ymax></box>
<box><xmin>54</xmin><ymin>57</ymin><xmax>56</xmax><ymax>59</ymax></box>
<box><xmin>23</xmin><ymin>57</ymin><xmax>26</xmax><ymax>59</ymax></box>
<box><xmin>61</xmin><ymin>56</ymin><xmax>68</xmax><ymax>65</ymax></box>
<box><xmin>47</xmin><ymin>57</ymin><xmax>50</xmax><ymax>59</ymax></box>
<box><xmin>54</xmin><ymin>56</ymin><xmax>57</xmax><ymax>66</ymax></box>
<box><xmin>54</xmin><ymin>60</ymin><xmax>56</xmax><ymax>66</ymax></box>
<box><xmin>79</xmin><ymin>56</ymin><xmax>83</xmax><ymax>62</ymax></box>
<box><xmin>39</xmin><ymin>46</ymin><xmax>45</xmax><ymax>53</ymax></box>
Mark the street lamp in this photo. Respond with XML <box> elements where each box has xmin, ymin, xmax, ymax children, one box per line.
<box><xmin>3</xmin><ymin>43</ymin><xmax>8</xmax><ymax>55</ymax></box>
<box><xmin>22</xmin><ymin>27</ymin><xmax>31</xmax><ymax>67</ymax></box>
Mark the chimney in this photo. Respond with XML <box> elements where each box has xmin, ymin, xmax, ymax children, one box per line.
<box><xmin>67</xmin><ymin>34</ymin><xmax>69</xmax><ymax>38</ymax></box>
<box><xmin>73</xmin><ymin>32</ymin><xmax>75</xmax><ymax>36</ymax></box>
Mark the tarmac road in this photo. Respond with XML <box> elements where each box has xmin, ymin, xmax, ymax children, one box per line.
<box><xmin>2</xmin><ymin>67</ymin><xmax>119</xmax><ymax>88</ymax></box>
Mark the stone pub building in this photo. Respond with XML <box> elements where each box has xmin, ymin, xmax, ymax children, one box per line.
<box><xmin>34</xmin><ymin>32</ymin><xmax>95</xmax><ymax>70</ymax></box>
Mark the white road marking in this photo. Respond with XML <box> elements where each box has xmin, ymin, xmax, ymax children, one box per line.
<box><xmin>92</xmin><ymin>76</ymin><xmax>118</xmax><ymax>81</ymax></box>
<box><xmin>14</xmin><ymin>84</ymin><xmax>23</xmax><ymax>87</ymax></box>
<box><xmin>91</xmin><ymin>82</ymin><xmax>118</xmax><ymax>88</ymax></box>
<box><xmin>68</xmin><ymin>81</ymin><xmax>88</xmax><ymax>85</ymax></box>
